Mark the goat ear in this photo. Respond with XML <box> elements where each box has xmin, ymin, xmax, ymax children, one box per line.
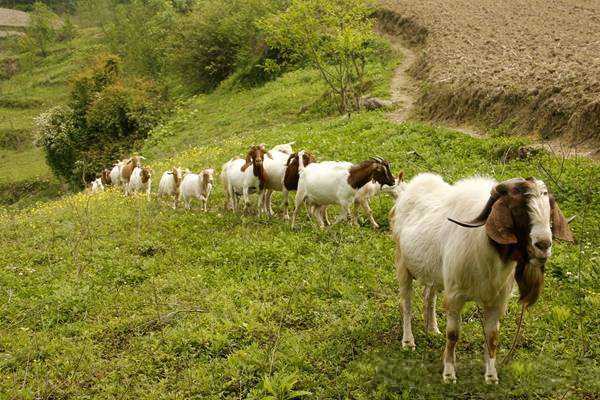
<box><xmin>550</xmin><ymin>195</ymin><xmax>574</xmax><ymax>241</ymax></box>
<box><xmin>240</xmin><ymin>162</ymin><xmax>251</xmax><ymax>172</ymax></box>
<box><xmin>486</xmin><ymin>197</ymin><xmax>517</xmax><ymax>244</ymax></box>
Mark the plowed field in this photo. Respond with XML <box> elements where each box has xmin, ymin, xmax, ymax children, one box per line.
<box><xmin>380</xmin><ymin>0</ymin><xmax>600</xmax><ymax>146</ymax></box>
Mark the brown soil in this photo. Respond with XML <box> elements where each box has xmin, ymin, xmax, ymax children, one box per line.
<box><xmin>377</xmin><ymin>0</ymin><xmax>600</xmax><ymax>153</ymax></box>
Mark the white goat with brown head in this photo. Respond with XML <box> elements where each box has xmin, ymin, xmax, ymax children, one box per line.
<box><xmin>126</xmin><ymin>166</ymin><xmax>152</xmax><ymax>200</ymax></box>
<box><xmin>158</xmin><ymin>167</ymin><xmax>188</xmax><ymax>209</ymax></box>
<box><xmin>390</xmin><ymin>173</ymin><xmax>573</xmax><ymax>384</ymax></box>
<box><xmin>291</xmin><ymin>155</ymin><xmax>396</xmax><ymax>228</ymax></box>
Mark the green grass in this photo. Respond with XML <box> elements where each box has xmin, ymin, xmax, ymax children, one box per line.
<box><xmin>1</xmin><ymin>54</ymin><xmax>599</xmax><ymax>399</ymax></box>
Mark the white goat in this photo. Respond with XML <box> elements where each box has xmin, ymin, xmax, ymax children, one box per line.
<box><xmin>270</xmin><ymin>141</ymin><xmax>295</xmax><ymax>155</ymax></box>
<box><xmin>390</xmin><ymin>173</ymin><xmax>573</xmax><ymax>384</ymax></box>
<box><xmin>158</xmin><ymin>167</ymin><xmax>188</xmax><ymax>209</ymax></box>
<box><xmin>91</xmin><ymin>178</ymin><xmax>104</xmax><ymax>194</ymax></box>
<box><xmin>257</xmin><ymin>147</ymin><xmax>294</xmax><ymax>216</ymax></box>
<box><xmin>223</xmin><ymin>156</ymin><xmax>259</xmax><ymax>212</ymax></box>
<box><xmin>353</xmin><ymin>171</ymin><xmax>404</xmax><ymax>228</ymax></box>
<box><xmin>291</xmin><ymin>155</ymin><xmax>396</xmax><ymax>228</ymax></box>
<box><xmin>126</xmin><ymin>166</ymin><xmax>152</xmax><ymax>200</ymax></box>
<box><xmin>110</xmin><ymin>160</ymin><xmax>126</xmax><ymax>186</ymax></box>
<box><xmin>180</xmin><ymin>168</ymin><xmax>215</xmax><ymax>211</ymax></box>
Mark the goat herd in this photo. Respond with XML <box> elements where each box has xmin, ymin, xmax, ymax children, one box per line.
<box><xmin>89</xmin><ymin>141</ymin><xmax>575</xmax><ymax>384</ymax></box>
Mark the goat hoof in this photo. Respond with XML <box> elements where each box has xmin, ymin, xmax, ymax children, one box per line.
<box><xmin>427</xmin><ymin>327</ymin><xmax>442</xmax><ymax>335</ymax></box>
<box><xmin>443</xmin><ymin>363</ymin><xmax>456</xmax><ymax>383</ymax></box>
<box><xmin>402</xmin><ymin>340</ymin><xmax>415</xmax><ymax>350</ymax></box>
<box><xmin>443</xmin><ymin>374</ymin><xmax>457</xmax><ymax>384</ymax></box>
<box><xmin>485</xmin><ymin>374</ymin><xmax>499</xmax><ymax>385</ymax></box>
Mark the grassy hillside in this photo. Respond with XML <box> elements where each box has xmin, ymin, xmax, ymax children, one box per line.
<box><xmin>0</xmin><ymin>26</ymin><xmax>105</xmax><ymax>206</ymax></box>
<box><xmin>1</xmin><ymin>58</ymin><xmax>599</xmax><ymax>399</ymax></box>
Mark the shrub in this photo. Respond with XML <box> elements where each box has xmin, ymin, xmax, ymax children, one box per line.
<box><xmin>36</xmin><ymin>105</ymin><xmax>78</xmax><ymax>184</ymax></box>
<box><xmin>56</xmin><ymin>17</ymin><xmax>76</xmax><ymax>42</ymax></box>
<box><xmin>37</xmin><ymin>55</ymin><xmax>167</xmax><ymax>187</ymax></box>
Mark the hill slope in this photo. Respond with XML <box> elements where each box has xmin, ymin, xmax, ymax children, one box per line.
<box><xmin>1</xmin><ymin>56</ymin><xmax>599</xmax><ymax>398</ymax></box>
<box><xmin>0</xmin><ymin>26</ymin><xmax>105</xmax><ymax>206</ymax></box>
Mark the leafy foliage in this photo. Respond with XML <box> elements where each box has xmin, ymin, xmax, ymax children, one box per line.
<box><xmin>105</xmin><ymin>0</ymin><xmax>176</xmax><ymax>78</ymax></box>
<box><xmin>36</xmin><ymin>55</ymin><xmax>166</xmax><ymax>187</ymax></box>
<box><xmin>260</xmin><ymin>0</ymin><xmax>377</xmax><ymax>113</ymax></box>
<box><xmin>169</xmin><ymin>0</ymin><xmax>289</xmax><ymax>93</ymax></box>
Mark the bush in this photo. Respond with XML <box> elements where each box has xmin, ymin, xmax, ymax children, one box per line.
<box><xmin>169</xmin><ymin>0</ymin><xmax>289</xmax><ymax>93</ymax></box>
<box><xmin>56</xmin><ymin>17</ymin><xmax>76</xmax><ymax>42</ymax></box>
<box><xmin>36</xmin><ymin>105</ymin><xmax>79</xmax><ymax>184</ymax></box>
<box><xmin>36</xmin><ymin>55</ymin><xmax>167</xmax><ymax>187</ymax></box>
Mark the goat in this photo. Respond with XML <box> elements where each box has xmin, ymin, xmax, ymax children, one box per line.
<box><xmin>100</xmin><ymin>169</ymin><xmax>112</xmax><ymax>186</ymax></box>
<box><xmin>282</xmin><ymin>151</ymin><xmax>317</xmax><ymax>219</ymax></box>
<box><xmin>255</xmin><ymin>145</ymin><xmax>296</xmax><ymax>216</ymax></box>
<box><xmin>270</xmin><ymin>141</ymin><xmax>295</xmax><ymax>155</ymax></box>
<box><xmin>120</xmin><ymin>156</ymin><xmax>145</xmax><ymax>186</ymax></box>
<box><xmin>158</xmin><ymin>167</ymin><xmax>188</xmax><ymax>209</ymax></box>
<box><xmin>220</xmin><ymin>157</ymin><xmax>239</xmax><ymax>210</ymax></box>
<box><xmin>225</xmin><ymin>144</ymin><xmax>265</xmax><ymax>213</ymax></box>
<box><xmin>126</xmin><ymin>166</ymin><xmax>152</xmax><ymax>200</ymax></box>
<box><xmin>390</xmin><ymin>174</ymin><xmax>573</xmax><ymax>383</ymax></box>
<box><xmin>291</xmin><ymin>155</ymin><xmax>395</xmax><ymax>228</ymax></box>
<box><xmin>110</xmin><ymin>160</ymin><xmax>126</xmax><ymax>186</ymax></box>
<box><xmin>91</xmin><ymin>178</ymin><xmax>104</xmax><ymax>194</ymax></box>
<box><xmin>238</xmin><ymin>143</ymin><xmax>296</xmax><ymax>216</ymax></box>
<box><xmin>353</xmin><ymin>171</ymin><xmax>404</xmax><ymax>228</ymax></box>
<box><xmin>180</xmin><ymin>168</ymin><xmax>215</xmax><ymax>211</ymax></box>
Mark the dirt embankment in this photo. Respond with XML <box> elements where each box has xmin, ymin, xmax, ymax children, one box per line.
<box><xmin>378</xmin><ymin>1</ymin><xmax>600</xmax><ymax>150</ymax></box>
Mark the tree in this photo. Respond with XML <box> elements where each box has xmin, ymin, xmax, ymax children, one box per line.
<box><xmin>260</xmin><ymin>0</ymin><xmax>376</xmax><ymax>113</ymax></box>
<box><xmin>26</xmin><ymin>2</ymin><xmax>57</xmax><ymax>57</ymax></box>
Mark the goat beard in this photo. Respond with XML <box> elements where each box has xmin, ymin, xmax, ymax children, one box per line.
<box><xmin>515</xmin><ymin>259</ymin><xmax>545</xmax><ymax>307</ymax></box>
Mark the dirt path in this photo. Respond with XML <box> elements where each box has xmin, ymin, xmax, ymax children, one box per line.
<box><xmin>385</xmin><ymin>35</ymin><xmax>417</xmax><ymax>123</ymax></box>
<box><xmin>384</xmin><ymin>34</ymin><xmax>599</xmax><ymax>160</ymax></box>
